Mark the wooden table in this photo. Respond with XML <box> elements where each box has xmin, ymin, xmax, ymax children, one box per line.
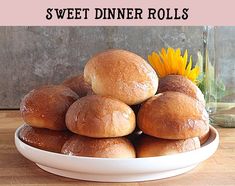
<box><xmin>1</xmin><ymin>110</ymin><xmax>235</xmax><ymax>186</ymax></box>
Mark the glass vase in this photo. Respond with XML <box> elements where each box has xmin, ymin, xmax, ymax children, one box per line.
<box><xmin>203</xmin><ymin>26</ymin><xmax>235</xmax><ymax>127</ymax></box>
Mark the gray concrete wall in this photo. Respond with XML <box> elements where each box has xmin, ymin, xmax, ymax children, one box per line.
<box><xmin>214</xmin><ymin>27</ymin><xmax>235</xmax><ymax>90</ymax></box>
<box><xmin>0</xmin><ymin>26</ymin><xmax>215</xmax><ymax>108</ymax></box>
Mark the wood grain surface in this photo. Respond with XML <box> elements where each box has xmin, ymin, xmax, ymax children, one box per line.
<box><xmin>0</xmin><ymin>110</ymin><xmax>235</xmax><ymax>186</ymax></box>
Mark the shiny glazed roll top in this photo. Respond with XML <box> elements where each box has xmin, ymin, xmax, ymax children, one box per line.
<box><xmin>20</xmin><ymin>85</ymin><xmax>79</xmax><ymax>130</ymax></box>
<box><xmin>66</xmin><ymin>95</ymin><xmax>136</xmax><ymax>138</ymax></box>
<box><xmin>138</xmin><ymin>91</ymin><xmax>209</xmax><ymax>139</ymax></box>
<box><xmin>84</xmin><ymin>49</ymin><xmax>158</xmax><ymax>105</ymax></box>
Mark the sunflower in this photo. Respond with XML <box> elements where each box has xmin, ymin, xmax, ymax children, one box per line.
<box><xmin>148</xmin><ymin>48</ymin><xmax>200</xmax><ymax>84</ymax></box>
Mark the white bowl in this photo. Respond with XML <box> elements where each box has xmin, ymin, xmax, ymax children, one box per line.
<box><xmin>15</xmin><ymin>125</ymin><xmax>219</xmax><ymax>182</ymax></box>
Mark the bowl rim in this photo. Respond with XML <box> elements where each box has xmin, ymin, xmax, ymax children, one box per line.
<box><xmin>15</xmin><ymin>124</ymin><xmax>219</xmax><ymax>162</ymax></box>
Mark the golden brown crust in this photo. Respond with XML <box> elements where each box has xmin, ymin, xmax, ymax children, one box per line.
<box><xmin>66</xmin><ymin>95</ymin><xmax>136</xmax><ymax>138</ymax></box>
<box><xmin>62</xmin><ymin>74</ymin><xmax>94</xmax><ymax>97</ymax></box>
<box><xmin>61</xmin><ymin>134</ymin><xmax>136</xmax><ymax>158</ymax></box>
<box><xmin>137</xmin><ymin>91</ymin><xmax>209</xmax><ymax>139</ymax></box>
<box><xmin>19</xmin><ymin>125</ymin><xmax>71</xmax><ymax>153</ymax></box>
<box><xmin>158</xmin><ymin>75</ymin><xmax>205</xmax><ymax>105</ymax></box>
<box><xmin>20</xmin><ymin>85</ymin><xmax>79</xmax><ymax>130</ymax></box>
<box><xmin>136</xmin><ymin>134</ymin><xmax>200</xmax><ymax>157</ymax></box>
<box><xmin>199</xmin><ymin>128</ymin><xmax>210</xmax><ymax>145</ymax></box>
<box><xmin>84</xmin><ymin>49</ymin><xmax>158</xmax><ymax>105</ymax></box>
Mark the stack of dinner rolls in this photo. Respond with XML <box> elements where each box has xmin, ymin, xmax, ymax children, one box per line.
<box><xmin>19</xmin><ymin>49</ymin><xmax>210</xmax><ymax>158</ymax></box>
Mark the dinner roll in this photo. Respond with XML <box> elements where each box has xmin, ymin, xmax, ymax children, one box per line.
<box><xmin>66</xmin><ymin>95</ymin><xmax>136</xmax><ymax>138</ymax></box>
<box><xmin>61</xmin><ymin>135</ymin><xmax>136</xmax><ymax>158</ymax></box>
<box><xmin>19</xmin><ymin>125</ymin><xmax>71</xmax><ymax>153</ymax></box>
<box><xmin>62</xmin><ymin>74</ymin><xmax>93</xmax><ymax>97</ymax></box>
<box><xmin>158</xmin><ymin>75</ymin><xmax>205</xmax><ymax>105</ymax></box>
<box><xmin>20</xmin><ymin>85</ymin><xmax>79</xmax><ymax>130</ymax></box>
<box><xmin>84</xmin><ymin>49</ymin><xmax>158</xmax><ymax>105</ymax></box>
<box><xmin>136</xmin><ymin>135</ymin><xmax>200</xmax><ymax>157</ymax></box>
<box><xmin>138</xmin><ymin>91</ymin><xmax>209</xmax><ymax>139</ymax></box>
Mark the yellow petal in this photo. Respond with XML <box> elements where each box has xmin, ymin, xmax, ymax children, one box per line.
<box><xmin>183</xmin><ymin>50</ymin><xmax>188</xmax><ymax>68</ymax></box>
<box><xmin>159</xmin><ymin>52</ymin><xmax>170</xmax><ymax>73</ymax></box>
<box><xmin>177</xmin><ymin>57</ymin><xmax>184</xmax><ymax>75</ymax></box>
<box><xmin>176</xmin><ymin>48</ymin><xmax>181</xmax><ymax>57</ymax></box>
<box><xmin>147</xmin><ymin>48</ymin><xmax>200</xmax><ymax>85</ymax></box>
<box><xmin>161</xmin><ymin>48</ymin><xmax>167</xmax><ymax>56</ymax></box>
<box><xmin>185</xmin><ymin>56</ymin><xmax>192</xmax><ymax>77</ymax></box>
<box><xmin>148</xmin><ymin>54</ymin><xmax>158</xmax><ymax>72</ymax></box>
<box><xmin>149</xmin><ymin>52</ymin><xmax>165</xmax><ymax>77</ymax></box>
<box><xmin>188</xmin><ymin>65</ymin><xmax>200</xmax><ymax>83</ymax></box>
